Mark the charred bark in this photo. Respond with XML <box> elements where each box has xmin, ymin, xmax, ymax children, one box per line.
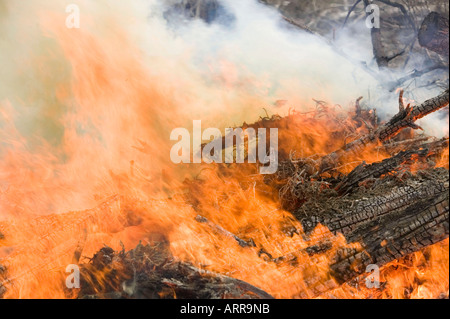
<box><xmin>419</xmin><ymin>12</ymin><xmax>449</xmax><ymax>57</ymax></box>
<box><xmin>336</xmin><ymin>138</ymin><xmax>449</xmax><ymax>195</ymax></box>
<box><xmin>76</xmin><ymin>241</ymin><xmax>273</xmax><ymax>299</ymax></box>
<box><xmin>297</xmin><ymin>168</ymin><xmax>449</xmax><ymax>285</ymax></box>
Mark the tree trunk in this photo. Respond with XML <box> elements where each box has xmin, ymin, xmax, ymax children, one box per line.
<box><xmin>419</xmin><ymin>12</ymin><xmax>449</xmax><ymax>57</ymax></box>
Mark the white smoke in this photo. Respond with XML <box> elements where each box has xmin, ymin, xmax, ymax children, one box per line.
<box><xmin>1</xmin><ymin>0</ymin><xmax>446</xmax><ymax>135</ymax></box>
<box><xmin>150</xmin><ymin>0</ymin><xmax>448</xmax><ymax>135</ymax></box>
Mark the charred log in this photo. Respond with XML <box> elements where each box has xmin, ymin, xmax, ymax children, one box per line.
<box><xmin>76</xmin><ymin>239</ymin><xmax>273</xmax><ymax>299</ymax></box>
<box><xmin>379</xmin><ymin>136</ymin><xmax>446</xmax><ymax>155</ymax></box>
<box><xmin>297</xmin><ymin>168</ymin><xmax>449</xmax><ymax>284</ymax></box>
<box><xmin>336</xmin><ymin>139</ymin><xmax>449</xmax><ymax>195</ymax></box>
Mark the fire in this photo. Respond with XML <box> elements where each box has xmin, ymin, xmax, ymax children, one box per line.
<box><xmin>0</xmin><ymin>1</ymin><xmax>448</xmax><ymax>299</ymax></box>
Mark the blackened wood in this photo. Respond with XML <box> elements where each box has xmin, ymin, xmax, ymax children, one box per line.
<box><xmin>336</xmin><ymin>138</ymin><xmax>449</xmax><ymax>195</ymax></box>
<box><xmin>77</xmin><ymin>242</ymin><xmax>274</xmax><ymax>299</ymax></box>
<box><xmin>298</xmin><ymin>169</ymin><xmax>449</xmax><ymax>284</ymax></box>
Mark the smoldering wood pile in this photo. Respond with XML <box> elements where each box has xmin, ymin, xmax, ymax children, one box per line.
<box><xmin>268</xmin><ymin>89</ymin><xmax>449</xmax><ymax>286</ymax></box>
<box><xmin>79</xmin><ymin>1</ymin><xmax>448</xmax><ymax>299</ymax></box>
<box><xmin>18</xmin><ymin>88</ymin><xmax>443</xmax><ymax>300</ymax></box>
<box><xmin>209</xmin><ymin>90</ymin><xmax>449</xmax><ymax>297</ymax></box>
<box><xmin>1</xmin><ymin>89</ymin><xmax>448</xmax><ymax>299</ymax></box>
<box><xmin>1</xmin><ymin>0</ymin><xmax>449</xmax><ymax>300</ymax></box>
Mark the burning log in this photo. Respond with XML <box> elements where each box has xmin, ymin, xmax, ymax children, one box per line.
<box><xmin>336</xmin><ymin>138</ymin><xmax>449</xmax><ymax>195</ymax></box>
<box><xmin>76</xmin><ymin>240</ymin><xmax>273</xmax><ymax>299</ymax></box>
<box><xmin>320</xmin><ymin>89</ymin><xmax>449</xmax><ymax>172</ymax></box>
<box><xmin>296</xmin><ymin>167</ymin><xmax>449</xmax><ymax>286</ymax></box>
<box><xmin>419</xmin><ymin>12</ymin><xmax>449</xmax><ymax>57</ymax></box>
<box><xmin>377</xmin><ymin>136</ymin><xmax>443</xmax><ymax>155</ymax></box>
<box><xmin>270</xmin><ymin>102</ymin><xmax>448</xmax><ymax>294</ymax></box>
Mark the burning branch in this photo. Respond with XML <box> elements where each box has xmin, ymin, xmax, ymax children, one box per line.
<box><xmin>320</xmin><ymin>89</ymin><xmax>449</xmax><ymax>172</ymax></box>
